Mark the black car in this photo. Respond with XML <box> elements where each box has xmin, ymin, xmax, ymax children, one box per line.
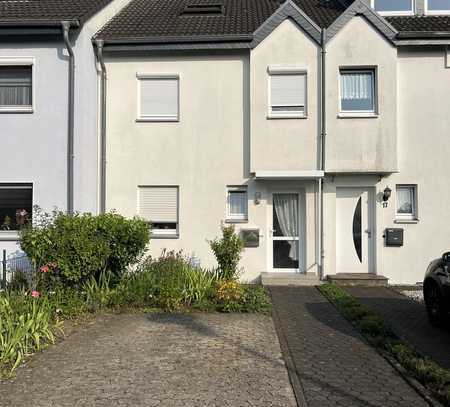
<box><xmin>424</xmin><ymin>252</ymin><xmax>450</xmax><ymax>326</ymax></box>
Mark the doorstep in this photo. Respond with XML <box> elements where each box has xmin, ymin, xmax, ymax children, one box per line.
<box><xmin>327</xmin><ymin>273</ymin><xmax>389</xmax><ymax>287</ymax></box>
<box><xmin>261</xmin><ymin>272</ymin><xmax>321</xmax><ymax>287</ymax></box>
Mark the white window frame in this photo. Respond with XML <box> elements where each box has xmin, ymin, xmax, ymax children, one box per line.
<box><xmin>338</xmin><ymin>67</ymin><xmax>378</xmax><ymax>117</ymax></box>
<box><xmin>371</xmin><ymin>0</ymin><xmax>415</xmax><ymax>16</ymax></box>
<box><xmin>425</xmin><ymin>0</ymin><xmax>450</xmax><ymax>15</ymax></box>
<box><xmin>226</xmin><ymin>186</ymin><xmax>248</xmax><ymax>223</ymax></box>
<box><xmin>136</xmin><ymin>73</ymin><xmax>180</xmax><ymax>122</ymax></box>
<box><xmin>0</xmin><ymin>183</ymin><xmax>33</xmax><ymax>241</ymax></box>
<box><xmin>0</xmin><ymin>58</ymin><xmax>35</xmax><ymax>113</ymax></box>
<box><xmin>395</xmin><ymin>185</ymin><xmax>418</xmax><ymax>222</ymax></box>
<box><xmin>267</xmin><ymin>65</ymin><xmax>307</xmax><ymax>119</ymax></box>
<box><xmin>137</xmin><ymin>185</ymin><xmax>180</xmax><ymax>238</ymax></box>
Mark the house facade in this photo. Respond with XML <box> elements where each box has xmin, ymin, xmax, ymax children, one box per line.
<box><xmin>94</xmin><ymin>0</ymin><xmax>450</xmax><ymax>285</ymax></box>
<box><xmin>0</xmin><ymin>0</ymin><xmax>131</xmax><ymax>257</ymax></box>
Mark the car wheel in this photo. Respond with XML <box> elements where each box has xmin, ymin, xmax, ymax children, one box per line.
<box><xmin>424</xmin><ymin>282</ymin><xmax>446</xmax><ymax>327</ymax></box>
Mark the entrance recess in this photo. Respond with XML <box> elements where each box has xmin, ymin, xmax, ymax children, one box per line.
<box><xmin>336</xmin><ymin>187</ymin><xmax>374</xmax><ymax>274</ymax></box>
<box><xmin>271</xmin><ymin>193</ymin><xmax>301</xmax><ymax>272</ymax></box>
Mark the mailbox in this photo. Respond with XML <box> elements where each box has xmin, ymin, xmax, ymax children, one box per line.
<box><xmin>385</xmin><ymin>228</ymin><xmax>404</xmax><ymax>247</ymax></box>
<box><xmin>241</xmin><ymin>229</ymin><xmax>259</xmax><ymax>248</ymax></box>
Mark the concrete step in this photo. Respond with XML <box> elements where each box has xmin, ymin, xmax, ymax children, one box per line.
<box><xmin>261</xmin><ymin>272</ymin><xmax>321</xmax><ymax>287</ymax></box>
<box><xmin>327</xmin><ymin>273</ymin><xmax>389</xmax><ymax>287</ymax></box>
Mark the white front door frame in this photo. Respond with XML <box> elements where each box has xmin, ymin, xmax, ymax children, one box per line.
<box><xmin>267</xmin><ymin>189</ymin><xmax>306</xmax><ymax>273</ymax></box>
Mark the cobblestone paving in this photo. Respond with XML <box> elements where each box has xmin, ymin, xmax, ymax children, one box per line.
<box><xmin>347</xmin><ymin>286</ymin><xmax>450</xmax><ymax>369</ymax></box>
<box><xmin>269</xmin><ymin>286</ymin><xmax>429</xmax><ymax>407</ymax></box>
<box><xmin>0</xmin><ymin>313</ymin><xmax>296</xmax><ymax>407</ymax></box>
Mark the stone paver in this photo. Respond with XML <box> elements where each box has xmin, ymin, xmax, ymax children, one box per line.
<box><xmin>0</xmin><ymin>313</ymin><xmax>296</xmax><ymax>407</ymax></box>
<box><xmin>269</xmin><ymin>286</ymin><xmax>429</xmax><ymax>407</ymax></box>
<box><xmin>347</xmin><ymin>286</ymin><xmax>450</xmax><ymax>369</ymax></box>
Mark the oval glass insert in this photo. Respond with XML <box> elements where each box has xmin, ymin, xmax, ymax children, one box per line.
<box><xmin>352</xmin><ymin>197</ymin><xmax>362</xmax><ymax>263</ymax></box>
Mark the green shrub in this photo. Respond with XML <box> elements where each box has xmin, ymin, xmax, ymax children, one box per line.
<box><xmin>20</xmin><ymin>209</ymin><xmax>149</xmax><ymax>287</ymax></box>
<box><xmin>215</xmin><ymin>280</ymin><xmax>244</xmax><ymax>312</ymax></box>
<box><xmin>209</xmin><ymin>225</ymin><xmax>244</xmax><ymax>281</ymax></box>
<box><xmin>83</xmin><ymin>271</ymin><xmax>115</xmax><ymax>312</ymax></box>
<box><xmin>8</xmin><ymin>270</ymin><xmax>30</xmax><ymax>292</ymax></box>
<box><xmin>241</xmin><ymin>285</ymin><xmax>272</xmax><ymax>314</ymax></box>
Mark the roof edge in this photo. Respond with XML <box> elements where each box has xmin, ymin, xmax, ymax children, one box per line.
<box><xmin>326</xmin><ymin>0</ymin><xmax>397</xmax><ymax>44</ymax></box>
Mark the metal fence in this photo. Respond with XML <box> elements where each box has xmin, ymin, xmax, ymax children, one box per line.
<box><xmin>1</xmin><ymin>250</ymin><xmax>34</xmax><ymax>289</ymax></box>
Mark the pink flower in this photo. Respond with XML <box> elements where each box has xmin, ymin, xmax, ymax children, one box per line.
<box><xmin>40</xmin><ymin>265</ymin><xmax>49</xmax><ymax>273</ymax></box>
<box><xmin>31</xmin><ymin>291</ymin><xmax>40</xmax><ymax>298</ymax></box>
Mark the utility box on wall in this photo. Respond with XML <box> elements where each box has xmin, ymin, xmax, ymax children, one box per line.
<box><xmin>241</xmin><ymin>229</ymin><xmax>259</xmax><ymax>248</ymax></box>
<box><xmin>385</xmin><ymin>228</ymin><xmax>404</xmax><ymax>247</ymax></box>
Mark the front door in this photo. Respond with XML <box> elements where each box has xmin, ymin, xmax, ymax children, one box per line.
<box><xmin>336</xmin><ymin>187</ymin><xmax>374</xmax><ymax>274</ymax></box>
<box><xmin>271</xmin><ymin>193</ymin><xmax>300</xmax><ymax>272</ymax></box>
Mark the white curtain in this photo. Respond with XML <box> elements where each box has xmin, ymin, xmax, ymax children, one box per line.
<box><xmin>274</xmin><ymin>194</ymin><xmax>299</xmax><ymax>261</ymax></box>
<box><xmin>341</xmin><ymin>72</ymin><xmax>372</xmax><ymax>100</ymax></box>
<box><xmin>397</xmin><ymin>188</ymin><xmax>413</xmax><ymax>214</ymax></box>
<box><xmin>229</xmin><ymin>191</ymin><xmax>246</xmax><ymax>218</ymax></box>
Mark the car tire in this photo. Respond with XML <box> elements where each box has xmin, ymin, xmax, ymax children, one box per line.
<box><xmin>424</xmin><ymin>281</ymin><xmax>446</xmax><ymax>327</ymax></box>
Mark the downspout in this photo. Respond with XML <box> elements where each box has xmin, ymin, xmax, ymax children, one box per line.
<box><xmin>62</xmin><ymin>21</ymin><xmax>75</xmax><ymax>214</ymax></box>
<box><xmin>95</xmin><ymin>39</ymin><xmax>107</xmax><ymax>214</ymax></box>
<box><xmin>318</xmin><ymin>28</ymin><xmax>327</xmax><ymax>280</ymax></box>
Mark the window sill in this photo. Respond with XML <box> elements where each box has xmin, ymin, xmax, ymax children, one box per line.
<box><xmin>267</xmin><ymin>114</ymin><xmax>307</xmax><ymax>120</ymax></box>
<box><xmin>150</xmin><ymin>234</ymin><xmax>179</xmax><ymax>239</ymax></box>
<box><xmin>337</xmin><ymin>113</ymin><xmax>378</xmax><ymax>119</ymax></box>
<box><xmin>0</xmin><ymin>107</ymin><xmax>33</xmax><ymax>114</ymax></box>
<box><xmin>225</xmin><ymin>219</ymin><xmax>248</xmax><ymax>224</ymax></box>
<box><xmin>136</xmin><ymin>117</ymin><xmax>179</xmax><ymax>123</ymax></box>
<box><xmin>394</xmin><ymin>218</ymin><xmax>419</xmax><ymax>224</ymax></box>
<box><xmin>0</xmin><ymin>231</ymin><xmax>20</xmax><ymax>241</ymax></box>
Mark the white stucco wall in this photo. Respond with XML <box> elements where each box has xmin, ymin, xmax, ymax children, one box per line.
<box><xmin>325</xmin><ymin>16</ymin><xmax>398</xmax><ymax>173</ymax></box>
<box><xmin>250</xmin><ymin>19</ymin><xmax>320</xmax><ymax>172</ymax></box>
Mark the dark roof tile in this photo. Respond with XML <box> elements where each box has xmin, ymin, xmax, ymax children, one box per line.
<box><xmin>387</xmin><ymin>15</ymin><xmax>450</xmax><ymax>32</ymax></box>
<box><xmin>0</xmin><ymin>0</ymin><xmax>115</xmax><ymax>25</ymax></box>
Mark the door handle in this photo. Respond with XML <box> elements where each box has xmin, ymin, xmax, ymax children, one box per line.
<box><xmin>365</xmin><ymin>229</ymin><xmax>372</xmax><ymax>238</ymax></box>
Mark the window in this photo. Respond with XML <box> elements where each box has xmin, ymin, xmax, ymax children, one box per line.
<box><xmin>426</xmin><ymin>0</ymin><xmax>450</xmax><ymax>14</ymax></box>
<box><xmin>181</xmin><ymin>3</ymin><xmax>224</xmax><ymax>15</ymax></box>
<box><xmin>372</xmin><ymin>0</ymin><xmax>414</xmax><ymax>15</ymax></box>
<box><xmin>396</xmin><ymin>185</ymin><xmax>417</xmax><ymax>221</ymax></box>
<box><xmin>0</xmin><ymin>184</ymin><xmax>32</xmax><ymax>231</ymax></box>
<box><xmin>137</xmin><ymin>74</ymin><xmax>179</xmax><ymax>121</ymax></box>
<box><xmin>0</xmin><ymin>64</ymin><xmax>32</xmax><ymax>112</ymax></box>
<box><xmin>227</xmin><ymin>187</ymin><xmax>248</xmax><ymax>222</ymax></box>
<box><xmin>340</xmin><ymin>69</ymin><xmax>376</xmax><ymax>114</ymax></box>
<box><xmin>268</xmin><ymin>67</ymin><xmax>307</xmax><ymax>118</ymax></box>
<box><xmin>138</xmin><ymin>186</ymin><xmax>179</xmax><ymax>237</ymax></box>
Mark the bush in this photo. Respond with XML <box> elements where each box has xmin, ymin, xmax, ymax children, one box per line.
<box><xmin>20</xmin><ymin>209</ymin><xmax>149</xmax><ymax>287</ymax></box>
<box><xmin>215</xmin><ymin>280</ymin><xmax>245</xmax><ymax>312</ymax></box>
<box><xmin>209</xmin><ymin>225</ymin><xmax>244</xmax><ymax>281</ymax></box>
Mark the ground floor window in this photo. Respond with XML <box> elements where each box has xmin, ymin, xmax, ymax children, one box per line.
<box><xmin>0</xmin><ymin>184</ymin><xmax>32</xmax><ymax>231</ymax></box>
<box><xmin>138</xmin><ymin>186</ymin><xmax>179</xmax><ymax>237</ymax></box>
<box><xmin>227</xmin><ymin>186</ymin><xmax>248</xmax><ymax>222</ymax></box>
<box><xmin>396</xmin><ymin>185</ymin><xmax>417</xmax><ymax>221</ymax></box>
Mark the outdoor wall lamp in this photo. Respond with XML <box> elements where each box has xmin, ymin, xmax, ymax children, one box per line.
<box><xmin>254</xmin><ymin>192</ymin><xmax>261</xmax><ymax>205</ymax></box>
<box><xmin>382</xmin><ymin>186</ymin><xmax>392</xmax><ymax>208</ymax></box>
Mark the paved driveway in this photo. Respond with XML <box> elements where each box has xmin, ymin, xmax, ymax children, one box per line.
<box><xmin>0</xmin><ymin>313</ymin><xmax>296</xmax><ymax>407</ymax></box>
<box><xmin>347</xmin><ymin>286</ymin><xmax>450</xmax><ymax>369</ymax></box>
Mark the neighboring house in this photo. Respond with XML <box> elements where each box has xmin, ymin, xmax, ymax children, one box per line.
<box><xmin>93</xmin><ymin>0</ymin><xmax>450</xmax><ymax>285</ymax></box>
<box><xmin>0</xmin><ymin>0</ymin><xmax>131</xmax><ymax>258</ymax></box>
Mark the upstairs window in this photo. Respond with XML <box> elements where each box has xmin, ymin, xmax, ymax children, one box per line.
<box><xmin>426</xmin><ymin>0</ymin><xmax>450</xmax><ymax>14</ymax></box>
<box><xmin>227</xmin><ymin>187</ymin><xmax>248</xmax><ymax>222</ymax></box>
<box><xmin>0</xmin><ymin>184</ymin><xmax>32</xmax><ymax>231</ymax></box>
<box><xmin>396</xmin><ymin>185</ymin><xmax>418</xmax><ymax>221</ymax></box>
<box><xmin>372</xmin><ymin>0</ymin><xmax>414</xmax><ymax>15</ymax></box>
<box><xmin>268</xmin><ymin>67</ymin><xmax>307</xmax><ymax>119</ymax></box>
<box><xmin>340</xmin><ymin>69</ymin><xmax>376</xmax><ymax>114</ymax></box>
<box><xmin>138</xmin><ymin>186</ymin><xmax>179</xmax><ymax>237</ymax></box>
<box><xmin>137</xmin><ymin>74</ymin><xmax>179</xmax><ymax>122</ymax></box>
<box><xmin>0</xmin><ymin>65</ymin><xmax>32</xmax><ymax>112</ymax></box>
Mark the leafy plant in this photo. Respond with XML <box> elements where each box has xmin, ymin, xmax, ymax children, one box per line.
<box><xmin>20</xmin><ymin>208</ymin><xmax>149</xmax><ymax>287</ymax></box>
<box><xmin>209</xmin><ymin>225</ymin><xmax>244</xmax><ymax>281</ymax></box>
<box><xmin>215</xmin><ymin>280</ymin><xmax>244</xmax><ymax>312</ymax></box>
<box><xmin>83</xmin><ymin>271</ymin><xmax>115</xmax><ymax>311</ymax></box>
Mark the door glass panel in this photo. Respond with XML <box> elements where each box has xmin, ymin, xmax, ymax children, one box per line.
<box><xmin>352</xmin><ymin>197</ymin><xmax>362</xmax><ymax>263</ymax></box>
<box><xmin>273</xmin><ymin>194</ymin><xmax>299</xmax><ymax>237</ymax></box>
<box><xmin>273</xmin><ymin>240</ymin><xmax>299</xmax><ymax>269</ymax></box>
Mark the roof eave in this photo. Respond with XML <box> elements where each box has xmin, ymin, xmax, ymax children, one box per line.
<box><xmin>0</xmin><ymin>19</ymin><xmax>80</xmax><ymax>36</ymax></box>
<box><xmin>396</xmin><ymin>30</ymin><xmax>450</xmax><ymax>39</ymax></box>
